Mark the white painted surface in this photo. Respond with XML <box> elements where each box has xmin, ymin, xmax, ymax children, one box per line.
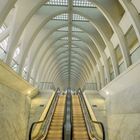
<box><xmin>0</xmin><ymin>84</ymin><xmax>30</xmax><ymax>140</ymax></box>
<box><xmin>0</xmin><ymin>60</ymin><xmax>38</xmax><ymax>97</ymax></box>
<box><xmin>119</xmin><ymin>12</ymin><xmax>131</xmax><ymax>34</ymax></box>
<box><xmin>132</xmin><ymin>0</ymin><xmax>140</xmax><ymax>13</ymax></box>
<box><xmin>100</xmin><ymin>60</ymin><xmax>140</xmax><ymax>140</ymax></box>
<box><xmin>84</xmin><ymin>90</ymin><xmax>108</xmax><ymax>140</ymax></box>
<box><xmin>110</xmin><ymin>33</ymin><xmax>118</xmax><ymax>49</ymax></box>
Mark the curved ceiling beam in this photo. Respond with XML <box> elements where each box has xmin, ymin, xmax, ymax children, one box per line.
<box><xmin>21</xmin><ymin>10</ymin><xmax>109</xmax><ymax>81</ymax></box>
<box><xmin>19</xmin><ymin>10</ymin><xmax>68</xmax><ymax>74</ymax></box>
<box><xmin>34</xmin><ymin>34</ymin><xmax>95</xmax><ymax>82</ymax></box>
<box><xmin>40</xmin><ymin>48</ymin><xmax>93</xmax><ymax>83</ymax></box>
<box><xmin>54</xmin><ymin>69</ymin><xmax>85</xmax><ymax>86</ymax></box>
<box><xmin>91</xmin><ymin>0</ymin><xmax>131</xmax><ymax>68</ymax></box>
<box><xmin>0</xmin><ymin>0</ymin><xmax>17</xmax><ymax>26</ymax></box>
<box><xmin>6</xmin><ymin>0</ymin><xmax>50</xmax><ymax>65</ymax></box>
<box><xmin>43</xmin><ymin>56</ymin><xmax>88</xmax><ymax>84</ymax></box>
<box><xmin>48</xmin><ymin>60</ymin><xmax>88</xmax><ymax>84</ymax></box>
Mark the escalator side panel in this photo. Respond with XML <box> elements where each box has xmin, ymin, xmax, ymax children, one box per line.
<box><xmin>46</xmin><ymin>95</ymin><xmax>66</xmax><ymax>140</ymax></box>
<box><xmin>72</xmin><ymin>95</ymin><xmax>90</xmax><ymax>140</ymax></box>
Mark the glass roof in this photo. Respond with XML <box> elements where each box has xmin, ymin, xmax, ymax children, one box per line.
<box><xmin>61</xmin><ymin>37</ymin><xmax>68</xmax><ymax>40</ymax></box>
<box><xmin>57</xmin><ymin>26</ymin><xmax>83</xmax><ymax>32</ymax></box>
<box><xmin>0</xmin><ymin>24</ymin><xmax>6</xmax><ymax>34</ymax></box>
<box><xmin>72</xmin><ymin>37</ymin><xmax>80</xmax><ymax>41</ymax></box>
<box><xmin>53</xmin><ymin>13</ymin><xmax>88</xmax><ymax>21</ymax></box>
<box><xmin>72</xmin><ymin>27</ymin><xmax>83</xmax><ymax>32</ymax></box>
<box><xmin>72</xmin><ymin>14</ymin><xmax>88</xmax><ymax>21</ymax></box>
<box><xmin>73</xmin><ymin>0</ymin><xmax>95</xmax><ymax>7</ymax></box>
<box><xmin>46</xmin><ymin>0</ymin><xmax>95</xmax><ymax>7</ymax></box>
<box><xmin>57</xmin><ymin>27</ymin><xmax>68</xmax><ymax>31</ymax></box>
<box><xmin>53</xmin><ymin>13</ymin><xmax>68</xmax><ymax>21</ymax></box>
<box><xmin>47</xmin><ymin>0</ymin><xmax>68</xmax><ymax>6</ymax></box>
<box><xmin>60</xmin><ymin>37</ymin><xmax>80</xmax><ymax>41</ymax></box>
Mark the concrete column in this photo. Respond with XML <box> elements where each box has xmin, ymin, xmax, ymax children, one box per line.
<box><xmin>0</xmin><ymin>0</ymin><xmax>17</xmax><ymax>26</ymax></box>
<box><xmin>91</xmin><ymin>0</ymin><xmax>131</xmax><ymax>69</ymax></box>
<box><xmin>119</xmin><ymin>0</ymin><xmax>140</xmax><ymax>44</ymax></box>
<box><xmin>0</xmin><ymin>28</ymin><xmax>9</xmax><ymax>42</ymax></box>
<box><xmin>5</xmin><ymin>0</ymin><xmax>48</xmax><ymax>65</ymax></box>
<box><xmin>90</xmin><ymin>22</ymin><xmax>119</xmax><ymax>77</ymax></box>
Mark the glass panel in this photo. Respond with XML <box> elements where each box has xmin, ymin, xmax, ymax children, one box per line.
<box><xmin>46</xmin><ymin>0</ymin><xmax>95</xmax><ymax>7</ymax></box>
<box><xmin>0</xmin><ymin>24</ymin><xmax>6</xmax><ymax>34</ymax></box>
<box><xmin>0</xmin><ymin>47</ymin><xmax>6</xmax><ymax>61</ymax></box>
<box><xmin>0</xmin><ymin>36</ymin><xmax>8</xmax><ymax>61</ymax></box>
<box><xmin>125</xmin><ymin>25</ymin><xmax>138</xmax><ymax>50</ymax></box>
<box><xmin>73</xmin><ymin>14</ymin><xmax>88</xmax><ymax>21</ymax></box>
<box><xmin>13</xmin><ymin>47</ymin><xmax>20</xmax><ymax>59</ymax></box>
<box><xmin>11</xmin><ymin>59</ymin><xmax>19</xmax><ymax>72</ymax></box>
<box><xmin>60</xmin><ymin>37</ymin><xmax>68</xmax><ymax>40</ymax></box>
<box><xmin>110</xmin><ymin>72</ymin><xmax>114</xmax><ymax>81</ymax></box>
<box><xmin>115</xmin><ymin>45</ymin><xmax>123</xmax><ymax>64</ymax></box>
<box><xmin>118</xmin><ymin>62</ymin><xmax>125</xmax><ymax>74</ymax></box>
<box><xmin>53</xmin><ymin>13</ymin><xmax>68</xmax><ymax>20</ymax></box>
<box><xmin>58</xmin><ymin>26</ymin><xmax>83</xmax><ymax>32</ymax></box>
<box><xmin>72</xmin><ymin>37</ymin><xmax>80</xmax><ymax>41</ymax></box>
<box><xmin>131</xmin><ymin>46</ymin><xmax>140</xmax><ymax>64</ymax></box>
<box><xmin>58</xmin><ymin>27</ymin><xmax>68</xmax><ymax>31</ymax></box>
<box><xmin>22</xmin><ymin>70</ymin><xmax>27</xmax><ymax>80</ymax></box>
<box><xmin>0</xmin><ymin>37</ymin><xmax>8</xmax><ymax>50</ymax></box>
<box><xmin>72</xmin><ymin>26</ymin><xmax>83</xmax><ymax>32</ymax></box>
<box><xmin>47</xmin><ymin>0</ymin><xmax>68</xmax><ymax>6</ymax></box>
<box><xmin>73</xmin><ymin>0</ymin><xmax>95</xmax><ymax>7</ymax></box>
<box><xmin>30</xmin><ymin>77</ymin><xmax>34</xmax><ymax>85</ymax></box>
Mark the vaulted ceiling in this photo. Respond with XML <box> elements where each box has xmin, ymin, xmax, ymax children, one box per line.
<box><xmin>1</xmin><ymin>0</ymin><xmax>140</xmax><ymax>90</ymax></box>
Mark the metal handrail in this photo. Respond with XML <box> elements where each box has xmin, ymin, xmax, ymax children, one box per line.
<box><xmin>63</xmin><ymin>92</ymin><xmax>72</xmax><ymax>140</ymax></box>
<box><xmin>78</xmin><ymin>89</ymin><xmax>105</xmax><ymax>140</ymax></box>
<box><xmin>29</xmin><ymin>89</ymin><xmax>60</xmax><ymax>140</ymax></box>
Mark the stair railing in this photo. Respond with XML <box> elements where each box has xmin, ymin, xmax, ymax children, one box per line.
<box><xmin>29</xmin><ymin>89</ymin><xmax>60</xmax><ymax>140</ymax></box>
<box><xmin>78</xmin><ymin>89</ymin><xmax>105</xmax><ymax>140</ymax></box>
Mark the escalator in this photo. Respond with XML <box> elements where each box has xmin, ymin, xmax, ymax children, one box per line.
<box><xmin>46</xmin><ymin>95</ymin><xmax>66</xmax><ymax>140</ymax></box>
<box><xmin>29</xmin><ymin>90</ymin><xmax>105</xmax><ymax>140</ymax></box>
<box><xmin>72</xmin><ymin>95</ymin><xmax>89</xmax><ymax>140</ymax></box>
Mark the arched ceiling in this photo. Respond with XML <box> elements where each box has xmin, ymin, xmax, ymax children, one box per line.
<box><xmin>2</xmin><ymin>0</ymin><xmax>139</xmax><ymax>90</ymax></box>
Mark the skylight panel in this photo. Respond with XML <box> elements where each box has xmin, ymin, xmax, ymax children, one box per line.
<box><xmin>63</xmin><ymin>45</ymin><xmax>69</xmax><ymax>47</ymax></box>
<box><xmin>53</xmin><ymin>13</ymin><xmax>68</xmax><ymax>21</ymax></box>
<box><xmin>72</xmin><ymin>27</ymin><xmax>82</xmax><ymax>32</ymax></box>
<box><xmin>0</xmin><ymin>24</ymin><xmax>6</xmax><ymax>34</ymax></box>
<box><xmin>47</xmin><ymin>0</ymin><xmax>68</xmax><ymax>6</ymax></box>
<box><xmin>72</xmin><ymin>14</ymin><xmax>88</xmax><ymax>21</ymax></box>
<box><xmin>58</xmin><ymin>27</ymin><xmax>68</xmax><ymax>31</ymax></box>
<box><xmin>72</xmin><ymin>37</ymin><xmax>80</xmax><ymax>41</ymax></box>
<box><xmin>73</xmin><ymin>0</ymin><xmax>95</xmax><ymax>7</ymax></box>
<box><xmin>61</xmin><ymin>37</ymin><xmax>68</xmax><ymax>40</ymax></box>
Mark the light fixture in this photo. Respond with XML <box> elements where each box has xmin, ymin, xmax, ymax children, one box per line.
<box><xmin>106</xmin><ymin>91</ymin><xmax>109</xmax><ymax>95</ymax></box>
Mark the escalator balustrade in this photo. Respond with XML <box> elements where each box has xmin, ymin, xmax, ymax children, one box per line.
<box><xmin>45</xmin><ymin>95</ymin><xmax>66</xmax><ymax>140</ymax></box>
<box><xmin>72</xmin><ymin>95</ymin><xmax>90</xmax><ymax>140</ymax></box>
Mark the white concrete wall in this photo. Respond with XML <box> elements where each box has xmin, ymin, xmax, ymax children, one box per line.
<box><xmin>84</xmin><ymin>90</ymin><xmax>108</xmax><ymax>140</ymax></box>
<box><xmin>100</xmin><ymin>60</ymin><xmax>140</xmax><ymax>140</ymax></box>
<box><xmin>0</xmin><ymin>60</ymin><xmax>38</xmax><ymax>97</ymax></box>
<box><xmin>0</xmin><ymin>59</ymin><xmax>38</xmax><ymax>140</ymax></box>
<box><xmin>28</xmin><ymin>90</ymin><xmax>54</xmax><ymax>129</ymax></box>
<box><xmin>0</xmin><ymin>84</ymin><xmax>30</xmax><ymax>140</ymax></box>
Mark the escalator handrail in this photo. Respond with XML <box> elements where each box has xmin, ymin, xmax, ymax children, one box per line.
<box><xmin>29</xmin><ymin>89</ymin><xmax>60</xmax><ymax>140</ymax></box>
<box><xmin>63</xmin><ymin>93</ymin><xmax>67</xmax><ymax>140</ymax></box>
<box><xmin>78</xmin><ymin>90</ymin><xmax>105</xmax><ymax>140</ymax></box>
<box><xmin>63</xmin><ymin>92</ymin><xmax>72</xmax><ymax>140</ymax></box>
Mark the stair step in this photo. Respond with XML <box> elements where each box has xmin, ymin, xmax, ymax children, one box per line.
<box><xmin>72</xmin><ymin>95</ymin><xmax>89</xmax><ymax>140</ymax></box>
<box><xmin>45</xmin><ymin>95</ymin><xmax>66</xmax><ymax>140</ymax></box>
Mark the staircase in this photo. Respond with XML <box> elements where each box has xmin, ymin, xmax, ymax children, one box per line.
<box><xmin>72</xmin><ymin>95</ymin><xmax>89</xmax><ymax>140</ymax></box>
<box><xmin>45</xmin><ymin>95</ymin><xmax>66</xmax><ymax>140</ymax></box>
